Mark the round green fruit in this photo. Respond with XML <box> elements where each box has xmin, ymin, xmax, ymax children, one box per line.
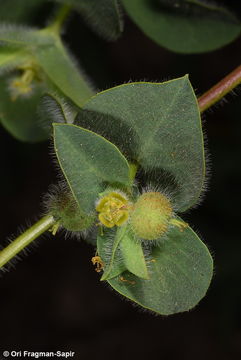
<box><xmin>130</xmin><ymin>192</ymin><xmax>173</xmax><ymax>240</ymax></box>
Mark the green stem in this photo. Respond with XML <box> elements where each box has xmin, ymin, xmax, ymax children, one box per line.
<box><xmin>198</xmin><ymin>64</ymin><xmax>241</xmax><ymax>113</ymax></box>
<box><xmin>129</xmin><ymin>162</ymin><xmax>138</xmax><ymax>183</ymax></box>
<box><xmin>47</xmin><ymin>4</ymin><xmax>72</xmax><ymax>35</ymax></box>
<box><xmin>0</xmin><ymin>215</ymin><xmax>56</xmax><ymax>269</ymax></box>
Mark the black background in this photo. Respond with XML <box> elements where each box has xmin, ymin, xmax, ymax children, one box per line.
<box><xmin>0</xmin><ymin>1</ymin><xmax>241</xmax><ymax>359</ymax></box>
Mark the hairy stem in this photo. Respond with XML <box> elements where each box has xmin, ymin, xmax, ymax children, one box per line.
<box><xmin>48</xmin><ymin>4</ymin><xmax>71</xmax><ymax>35</ymax></box>
<box><xmin>0</xmin><ymin>215</ymin><xmax>56</xmax><ymax>269</ymax></box>
<box><xmin>198</xmin><ymin>64</ymin><xmax>241</xmax><ymax>112</ymax></box>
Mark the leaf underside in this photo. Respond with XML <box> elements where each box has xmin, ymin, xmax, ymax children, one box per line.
<box><xmin>55</xmin><ymin>0</ymin><xmax>123</xmax><ymax>40</ymax></box>
<box><xmin>35</xmin><ymin>41</ymin><xmax>94</xmax><ymax>108</ymax></box>
<box><xmin>122</xmin><ymin>0</ymin><xmax>241</xmax><ymax>53</ymax></box>
<box><xmin>0</xmin><ymin>23</ymin><xmax>54</xmax><ymax>47</ymax></box>
<box><xmin>37</xmin><ymin>93</ymin><xmax>77</xmax><ymax>134</ymax></box>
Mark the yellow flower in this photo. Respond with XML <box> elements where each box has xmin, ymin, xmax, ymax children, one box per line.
<box><xmin>96</xmin><ymin>191</ymin><xmax>131</xmax><ymax>228</ymax></box>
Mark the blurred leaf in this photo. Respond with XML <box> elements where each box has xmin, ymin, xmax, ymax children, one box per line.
<box><xmin>55</xmin><ymin>0</ymin><xmax>123</xmax><ymax>40</ymax></box>
<box><xmin>0</xmin><ymin>29</ymin><xmax>94</xmax><ymax>109</ymax></box>
<box><xmin>0</xmin><ymin>25</ymin><xmax>93</xmax><ymax>140</ymax></box>
<box><xmin>76</xmin><ymin>77</ymin><xmax>204</xmax><ymax>212</ymax></box>
<box><xmin>35</xmin><ymin>40</ymin><xmax>94</xmax><ymax>108</ymax></box>
<box><xmin>0</xmin><ymin>47</ymin><xmax>29</xmax><ymax>75</ymax></box>
<box><xmin>0</xmin><ymin>0</ymin><xmax>46</xmax><ymax>24</ymax></box>
<box><xmin>121</xmin><ymin>0</ymin><xmax>241</xmax><ymax>53</ymax></box>
<box><xmin>53</xmin><ymin>123</ymin><xmax>131</xmax><ymax>212</ymax></box>
<box><xmin>107</xmin><ymin>222</ymin><xmax>213</xmax><ymax>315</ymax></box>
<box><xmin>0</xmin><ymin>79</ymin><xmax>48</xmax><ymax>142</ymax></box>
<box><xmin>0</xmin><ymin>24</ymin><xmax>54</xmax><ymax>47</ymax></box>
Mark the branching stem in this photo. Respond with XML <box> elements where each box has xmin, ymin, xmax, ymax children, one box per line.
<box><xmin>198</xmin><ymin>64</ymin><xmax>241</xmax><ymax>112</ymax></box>
<box><xmin>47</xmin><ymin>4</ymin><xmax>71</xmax><ymax>35</ymax></box>
<box><xmin>1</xmin><ymin>55</ymin><xmax>240</xmax><ymax>269</ymax></box>
<box><xmin>0</xmin><ymin>215</ymin><xmax>56</xmax><ymax>269</ymax></box>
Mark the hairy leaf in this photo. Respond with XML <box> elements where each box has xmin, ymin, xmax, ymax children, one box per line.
<box><xmin>98</xmin><ymin>226</ymin><xmax>127</xmax><ymax>281</ymax></box>
<box><xmin>107</xmin><ymin>222</ymin><xmax>213</xmax><ymax>315</ymax></box>
<box><xmin>76</xmin><ymin>77</ymin><xmax>204</xmax><ymax>212</ymax></box>
<box><xmin>53</xmin><ymin>123</ymin><xmax>131</xmax><ymax>212</ymax></box>
<box><xmin>122</xmin><ymin>0</ymin><xmax>241</xmax><ymax>53</ymax></box>
<box><xmin>35</xmin><ymin>41</ymin><xmax>94</xmax><ymax>108</ymax></box>
<box><xmin>55</xmin><ymin>0</ymin><xmax>123</xmax><ymax>40</ymax></box>
<box><xmin>0</xmin><ymin>48</ymin><xmax>29</xmax><ymax>75</ymax></box>
<box><xmin>98</xmin><ymin>224</ymin><xmax>149</xmax><ymax>281</ymax></box>
<box><xmin>38</xmin><ymin>93</ymin><xmax>77</xmax><ymax>134</ymax></box>
<box><xmin>119</xmin><ymin>227</ymin><xmax>149</xmax><ymax>279</ymax></box>
<box><xmin>0</xmin><ymin>79</ymin><xmax>48</xmax><ymax>142</ymax></box>
<box><xmin>0</xmin><ymin>24</ymin><xmax>54</xmax><ymax>48</ymax></box>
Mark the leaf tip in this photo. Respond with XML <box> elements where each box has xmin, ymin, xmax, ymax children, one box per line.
<box><xmin>100</xmin><ymin>273</ymin><xmax>107</xmax><ymax>281</ymax></box>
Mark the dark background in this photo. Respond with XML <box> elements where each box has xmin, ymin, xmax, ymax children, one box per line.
<box><xmin>0</xmin><ymin>2</ymin><xmax>241</xmax><ymax>359</ymax></box>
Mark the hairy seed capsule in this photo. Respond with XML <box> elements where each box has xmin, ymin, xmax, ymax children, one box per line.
<box><xmin>130</xmin><ymin>192</ymin><xmax>173</xmax><ymax>240</ymax></box>
<box><xmin>48</xmin><ymin>190</ymin><xmax>95</xmax><ymax>232</ymax></box>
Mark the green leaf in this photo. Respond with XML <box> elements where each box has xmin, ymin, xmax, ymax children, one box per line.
<box><xmin>0</xmin><ymin>29</ymin><xmax>94</xmax><ymax>109</ymax></box>
<box><xmin>119</xmin><ymin>226</ymin><xmax>149</xmax><ymax>279</ymax></box>
<box><xmin>53</xmin><ymin>123</ymin><xmax>131</xmax><ymax>212</ymax></box>
<box><xmin>55</xmin><ymin>0</ymin><xmax>123</xmax><ymax>40</ymax></box>
<box><xmin>0</xmin><ymin>79</ymin><xmax>48</xmax><ymax>142</ymax></box>
<box><xmin>98</xmin><ymin>224</ymin><xmax>149</xmax><ymax>280</ymax></box>
<box><xmin>0</xmin><ymin>47</ymin><xmax>29</xmax><ymax>75</ymax></box>
<box><xmin>0</xmin><ymin>0</ymin><xmax>46</xmax><ymax>24</ymax></box>
<box><xmin>98</xmin><ymin>226</ymin><xmax>127</xmax><ymax>281</ymax></box>
<box><xmin>38</xmin><ymin>93</ymin><xmax>77</xmax><ymax>134</ymax></box>
<box><xmin>0</xmin><ymin>24</ymin><xmax>54</xmax><ymax>48</ymax></box>
<box><xmin>35</xmin><ymin>40</ymin><xmax>94</xmax><ymax>108</ymax></box>
<box><xmin>121</xmin><ymin>0</ymin><xmax>241</xmax><ymax>53</ymax></box>
<box><xmin>107</xmin><ymin>222</ymin><xmax>213</xmax><ymax>315</ymax></box>
<box><xmin>76</xmin><ymin>77</ymin><xmax>204</xmax><ymax>212</ymax></box>
<box><xmin>0</xmin><ymin>28</ymin><xmax>94</xmax><ymax>140</ymax></box>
